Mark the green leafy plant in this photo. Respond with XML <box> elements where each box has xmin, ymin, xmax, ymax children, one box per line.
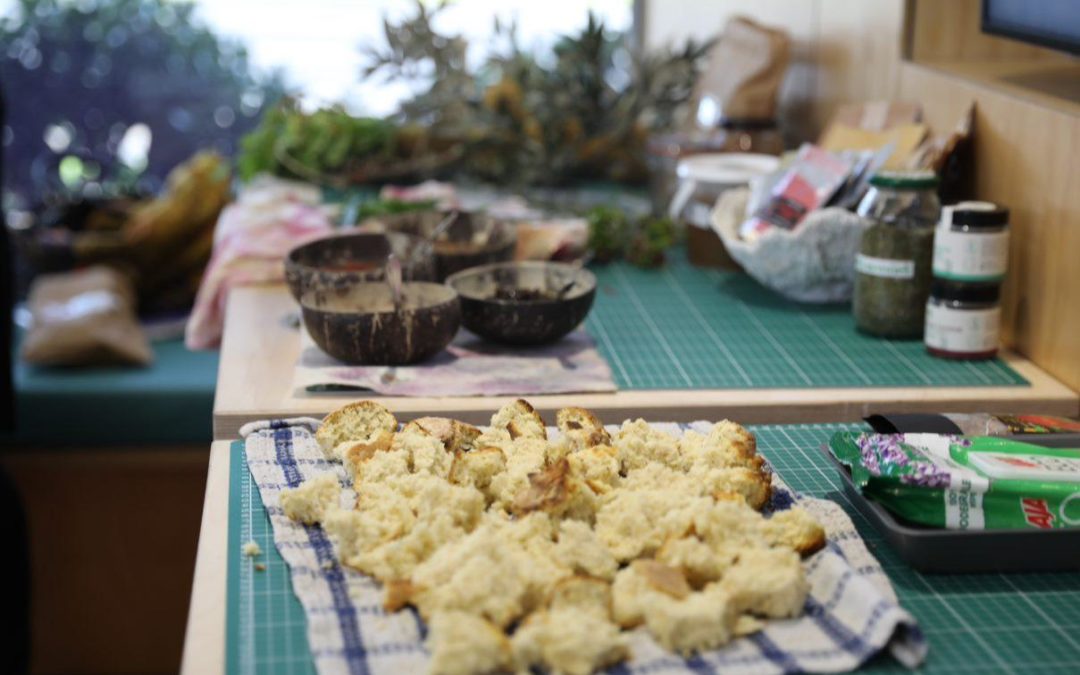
<box><xmin>364</xmin><ymin>3</ymin><xmax>713</xmax><ymax>187</ymax></box>
<box><xmin>587</xmin><ymin>207</ymin><xmax>677</xmax><ymax>268</ymax></box>
<box><xmin>237</xmin><ymin>100</ymin><xmax>395</xmax><ymax>182</ymax></box>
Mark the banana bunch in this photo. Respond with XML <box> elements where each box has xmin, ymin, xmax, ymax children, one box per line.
<box><xmin>238</xmin><ymin>101</ymin><xmax>395</xmax><ymax>182</ymax></box>
<box><xmin>123</xmin><ymin>151</ymin><xmax>231</xmax><ymax>310</ymax></box>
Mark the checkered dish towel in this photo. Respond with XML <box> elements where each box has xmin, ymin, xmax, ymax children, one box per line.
<box><xmin>240</xmin><ymin>420</ymin><xmax>928</xmax><ymax>675</ymax></box>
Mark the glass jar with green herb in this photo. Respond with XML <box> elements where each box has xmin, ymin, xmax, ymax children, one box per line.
<box><xmin>853</xmin><ymin>171</ymin><xmax>940</xmax><ymax>338</ymax></box>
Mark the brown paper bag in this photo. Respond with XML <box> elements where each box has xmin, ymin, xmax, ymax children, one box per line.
<box><xmin>692</xmin><ymin>16</ymin><xmax>791</xmax><ymax>124</ymax></box>
<box><xmin>21</xmin><ymin>266</ymin><xmax>153</xmax><ymax>367</ymax></box>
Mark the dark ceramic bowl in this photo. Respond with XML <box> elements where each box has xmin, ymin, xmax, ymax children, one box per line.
<box><xmin>285</xmin><ymin>231</ymin><xmax>435</xmax><ymax>303</ymax></box>
<box><xmin>446</xmin><ymin>262</ymin><xmax>596</xmax><ymax>346</ymax></box>
<box><xmin>300</xmin><ymin>283</ymin><xmax>460</xmax><ymax>365</ymax></box>
<box><xmin>362</xmin><ymin>210</ymin><xmax>517</xmax><ymax>281</ymax></box>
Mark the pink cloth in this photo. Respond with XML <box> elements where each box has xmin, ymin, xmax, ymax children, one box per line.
<box><xmin>185</xmin><ymin>177</ymin><xmax>333</xmax><ymax>350</ymax></box>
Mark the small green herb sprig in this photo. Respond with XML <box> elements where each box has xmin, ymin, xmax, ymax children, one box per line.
<box><xmin>587</xmin><ymin>206</ymin><xmax>677</xmax><ymax>268</ymax></box>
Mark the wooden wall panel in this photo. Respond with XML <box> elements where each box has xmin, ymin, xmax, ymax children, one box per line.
<box><xmin>900</xmin><ymin>63</ymin><xmax>1080</xmax><ymax>390</ymax></box>
<box><xmin>1</xmin><ymin>447</ymin><xmax>206</xmax><ymax>674</ymax></box>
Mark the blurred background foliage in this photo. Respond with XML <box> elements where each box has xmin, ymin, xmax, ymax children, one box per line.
<box><xmin>0</xmin><ymin>0</ymin><xmax>286</xmax><ymax>207</ymax></box>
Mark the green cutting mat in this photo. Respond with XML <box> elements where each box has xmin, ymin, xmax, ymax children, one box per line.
<box><xmin>226</xmin><ymin>425</ymin><xmax>1080</xmax><ymax>674</ymax></box>
<box><xmin>584</xmin><ymin>252</ymin><xmax>1026</xmax><ymax>389</ymax></box>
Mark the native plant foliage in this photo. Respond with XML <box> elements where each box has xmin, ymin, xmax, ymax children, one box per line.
<box><xmin>363</xmin><ymin>2</ymin><xmax>713</xmax><ymax>187</ymax></box>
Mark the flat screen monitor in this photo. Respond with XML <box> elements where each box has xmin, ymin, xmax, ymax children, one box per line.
<box><xmin>982</xmin><ymin>0</ymin><xmax>1080</xmax><ymax>55</ymax></box>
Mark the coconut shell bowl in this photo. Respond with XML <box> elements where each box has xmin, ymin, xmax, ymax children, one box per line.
<box><xmin>361</xmin><ymin>210</ymin><xmax>517</xmax><ymax>281</ymax></box>
<box><xmin>445</xmin><ymin>261</ymin><xmax>596</xmax><ymax>346</ymax></box>
<box><xmin>285</xmin><ymin>231</ymin><xmax>435</xmax><ymax>303</ymax></box>
<box><xmin>300</xmin><ymin>282</ymin><xmax>461</xmax><ymax>365</ymax></box>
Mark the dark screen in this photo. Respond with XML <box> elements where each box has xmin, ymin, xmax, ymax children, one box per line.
<box><xmin>982</xmin><ymin>0</ymin><xmax>1080</xmax><ymax>55</ymax></box>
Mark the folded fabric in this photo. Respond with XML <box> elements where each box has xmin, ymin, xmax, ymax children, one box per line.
<box><xmin>185</xmin><ymin>176</ymin><xmax>334</xmax><ymax>349</ymax></box>
<box><xmin>294</xmin><ymin>327</ymin><xmax>616</xmax><ymax>396</ymax></box>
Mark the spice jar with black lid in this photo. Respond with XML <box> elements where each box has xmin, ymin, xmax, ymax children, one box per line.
<box><xmin>925</xmin><ymin>279</ymin><xmax>1001</xmax><ymax>360</ymax></box>
<box><xmin>933</xmin><ymin>201</ymin><xmax>1010</xmax><ymax>284</ymax></box>
<box><xmin>853</xmin><ymin>170</ymin><xmax>940</xmax><ymax>338</ymax></box>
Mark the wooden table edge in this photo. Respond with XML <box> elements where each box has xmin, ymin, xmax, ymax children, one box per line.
<box><xmin>181</xmin><ymin>440</ymin><xmax>231</xmax><ymax>675</ymax></box>
<box><xmin>213</xmin><ymin>351</ymin><xmax>1078</xmax><ymax>439</ymax></box>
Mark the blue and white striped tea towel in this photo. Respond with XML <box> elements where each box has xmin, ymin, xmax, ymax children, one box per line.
<box><xmin>240</xmin><ymin>419</ymin><xmax>928</xmax><ymax>675</ymax></box>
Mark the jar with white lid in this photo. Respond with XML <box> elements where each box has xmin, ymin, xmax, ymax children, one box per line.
<box><xmin>932</xmin><ymin>201</ymin><xmax>1010</xmax><ymax>283</ymax></box>
<box><xmin>925</xmin><ymin>280</ymin><xmax>1001</xmax><ymax>360</ymax></box>
<box><xmin>667</xmin><ymin>153</ymin><xmax>780</xmax><ymax>267</ymax></box>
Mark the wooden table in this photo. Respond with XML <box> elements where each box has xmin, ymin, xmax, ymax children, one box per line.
<box><xmin>212</xmin><ymin>284</ymin><xmax>1078</xmax><ymax>439</ymax></box>
<box><xmin>181</xmin><ymin>440</ymin><xmax>230</xmax><ymax>675</ymax></box>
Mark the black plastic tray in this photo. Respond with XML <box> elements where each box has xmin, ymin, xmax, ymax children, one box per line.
<box><xmin>822</xmin><ymin>446</ymin><xmax>1080</xmax><ymax>574</ymax></box>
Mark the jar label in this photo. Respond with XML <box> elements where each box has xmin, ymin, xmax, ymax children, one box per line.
<box><xmin>933</xmin><ymin>229</ymin><xmax>1009</xmax><ymax>281</ymax></box>
<box><xmin>925</xmin><ymin>303</ymin><xmax>1001</xmax><ymax>353</ymax></box>
<box><xmin>855</xmin><ymin>254</ymin><xmax>915</xmax><ymax>279</ymax></box>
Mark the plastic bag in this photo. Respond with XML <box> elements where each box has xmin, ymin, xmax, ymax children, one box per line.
<box><xmin>21</xmin><ymin>266</ymin><xmax>152</xmax><ymax>367</ymax></box>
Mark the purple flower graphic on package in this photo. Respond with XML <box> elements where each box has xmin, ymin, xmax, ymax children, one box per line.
<box><xmin>900</xmin><ymin>463</ymin><xmax>952</xmax><ymax>488</ymax></box>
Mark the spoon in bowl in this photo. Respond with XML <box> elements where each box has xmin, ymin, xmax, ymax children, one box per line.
<box><xmin>386</xmin><ymin>253</ymin><xmax>404</xmax><ymax>311</ymax></box>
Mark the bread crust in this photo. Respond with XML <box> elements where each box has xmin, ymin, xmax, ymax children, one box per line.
<box><xmin>315</xmin><ymin>400</ymin><xmax>398</xmax><ymax>457</ymax></box>
<box><xmin>557</xmin><ymin>406</ymin><xmax>612</xmax><ymax>448</ymax></box>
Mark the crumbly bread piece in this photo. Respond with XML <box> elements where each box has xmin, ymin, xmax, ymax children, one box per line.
<box><xmin>498</xmin><ymin>513</ymin><xmax>569</xmax><ymax>613</ymax></box>
<box><xmin>691</xmin><ymin>500</ymin><xmax>769</xmax><ymax>550</ymax></box>
<box><xmin>279</xmin><ymin>473</ymin><xmax>342</xmax><ymax>524</ymax></box>
<box><xmin>448</xmin><ymin>447</ymin><xmax>507</xmax><ymax>496</ymax></box>
<box><xmin>353</xmin><ymin>511</ymin><xmax>467</xmax><ymax>582</ymax></box>
<box><xmin>353</xmin><ymin>446</ymin><xmax>411</xmax><ymax>485</ymax></box>
<box><xmin>566</xmin><ymin>444</ymin><xmax>621</xmax><ymax>494</ymax></box>
<box><xmin>474</xmin><ymin>426</ymin><xmax>512</xmax><ymax>449</ymax></box>
<box><xmin>610</xmin><ymin>560</ymin><xmax>691</xmax><ymax>628</ymax></box>
<box><xmin>761</xmin><ymin>507</ymin><xmax>827</xmax><ymax>556</ymax></box>
<box><xmin>556</xmin><ymin>407</ymin><xmax>611</xmax><ymax>450</ymax></box>
<box><xmin>610</xmin><ymin>564</ymin><xmax>648</xmax><ymax>628</ymax></box>
<box><xmin>690</xmin><ymin>465</ymin><xmax>772</xmax><ymax>510</ymax></box>
<box><xmin>678</xmin><ymin>421</ymin><xmax>758</xmax><ymax>468</ymax></box>
<box><xmin>427</xmin><ymin>611</ymin><xmax>512</xmax><ymax>675</ymax></box>
<box><xmin>489</xmin><ymin>399</ymin><xmax>546</xmax><ymax>440</ymax></box>
<box><xmin>547</xmin><ymin>575</ymin><xmax>612</xmax><ymax>616</ymax></box>
<box><xmin>512</xmin><ymin>458</ymin><xmax>572</xmax><ymax>516</ymax></box>
<box><xmin>594</xmin><ymin>490</ymin><xmax>706</xmax><ymax>561</ymax></box>
<box><xmin>553</xmin><ymin>520</ymin><xmax>617</xmax><ymax>580</ymax></box>
<box><xmin>614</xmin><ymin>419</ymin><xmax>687</xmax><ymax>472</ymax></box>
<box><xmin>487</xmin><ymin>438</ymin><xmax>549</xmax><ymax>509</ymax></box>
<box><xmin>331</xmin><ymin>474</ymin><xmax>485</xmax><ymax>581</ymax></box>
<box><xmin>409</xmin><ymin>524</ymin><xmax>529</xmax><ymax>627</ymax></box>
<box><xmin>392</xmin><ymin>429</ymin><xmax>455</xmax><ymax>479</ymax></box>
<box><xmin>721</xmin><ymin>547</ymin><xmax>809</xmax><ymax>619</ymax></box>
<box><xmin>242</xmin><ymin>540</ymin><xmax>262</xmax><ymax>557</ymax></box>
<box><xmin>644</xmin><ymin>584</ymin><xmax>738</xmax><ymax>656</ymax></box>
<box><xmin>403</xmin><ymin>417</ymin><xmax>481</xmax><ymax>454</ymax></box>
<box><xmin>511</xmin><ymin>608</ymin><xmax>627</xmax><ymax>675</ymax></box>
<box><xmin>510</xmin><ymin>459</ymin><xmax>600</xmax><ymax>524</ymax></box>
<box><xmin>656</xmin><ymin>535</ymin><xmax>739</xmax><ymax>587</ymax></box>
<box><xmin>323</xmin><ymin>509</ymin><xmax>383</xmax><ymax>569</ymax></box>
<box><xmin>620</xmin><ymin>461</ymin><xmax>686</xmax><ymax>491</ymax></box>
<box><xmin>734</xmin><ymin>614</ymin><xmax>766</xmax><ymax>637</ymax></box>
<box><xmin>409</xmin><ymin>516</ymin><xmax>568</xmax><ymax>627</ymax></box>
<box><xmin>339</xmin><ymin>430</ymin><xmax>395</xmax><ymax>478</ymax></box>
<box><xmin>316</xmin><ymin>401</ymin><xmax>397</xmax><ymax>458</ymax></box>
<box><xmin>384</xmin><ymin>474</ymin><xmax>486</xmax><ymax>530</ymax></box>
